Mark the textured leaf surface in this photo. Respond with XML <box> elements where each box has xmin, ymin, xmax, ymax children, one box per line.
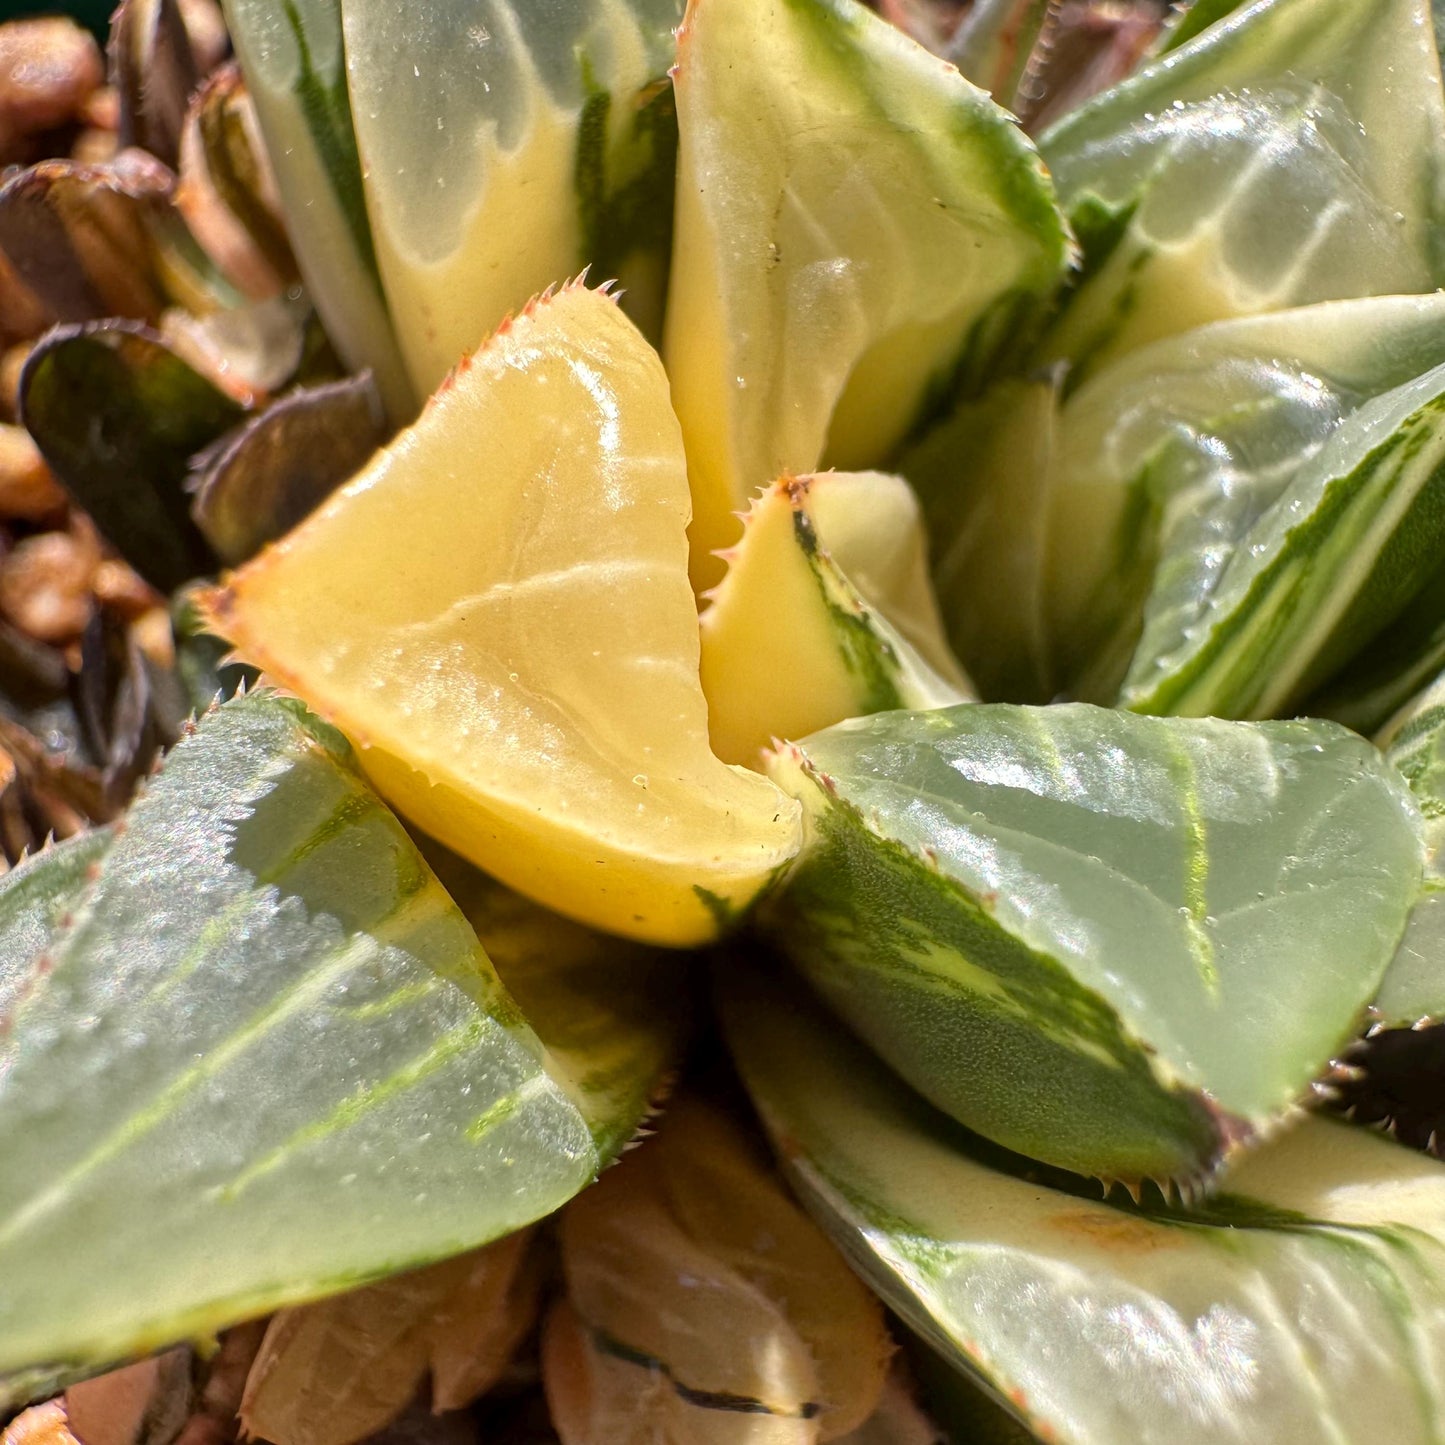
<box><xmin>919</xmin><ymin>293</ymin><xmax>1445</xmax><ymax>709</ymax></box>
<box><xmin>0</xmin><ymin>692</ymin><xmax>669</xmax><ymax>1401</ymax></box>
<box><xmin>0</xmin><ymin>832</ymin><xmax>108</xmax><ymax>1026</ymax></box>
<box><xmin>221</xmin><ymin>0</ymin><xmax>413</xmax><ymax>418</ymax></box>
<box><xmin>19</xmin><ymin>320</ymin><xmax>240</xmax><ymax>592</ymax></box>
<box><xmin>663</xmin><ymin>0</ymin><xmax>1070</xmax><ymax>587</ymax></box>
<box><xmin>1376</xmin><ymin>677</ymin><xmax>1445</xmax><ymax>1028</ymax></box>
<box><xmin>723</xmin><ymin>967</ymin><xmax>1445</xmax><ymax>1445</ymax></box>
<box><xmin>342</xmin><ymin>0</ymin><xmax>682</xmax><ymax>396</ymax></box>
<box><xmin>765</xmin><ymin>703</ymin><xmax>1423</xmax><ymax>1182</ymax></box>
<box><xmin>240</xmin><ymin>1230</ymin><xmax>541</xmax><ymax>1445</ymax></box>
<box><xmin>700</xmin><ymin>471</ymin><xmax>971</xmax><ymax>768</ymax></box>
<box><xmin>1038</xmin><ymin>0</ymin><xmax>1445</xmax><ymax>381</ymax></box>
<box><xmin>207</xmin><ymin>284</ymin><xmax>800</xmax><ymax>946</ymax></box>
<box><xmin>546</xmin><ymin>1098</ymin><xmax>891</xmax><ymax>1444</ymax></box>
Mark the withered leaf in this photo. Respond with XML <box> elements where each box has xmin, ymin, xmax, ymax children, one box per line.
<box><xmin>240</xmin><ymin>1230</ymin><xmax>541</xmax><ymax>1445</ymax></box>
<box><xmin>109</xmin><ymin>0</ymin><xmax>200</xmax><ymax>168</ymax></box>
<box><xmin>176</xmin><ymin>64</ymin><xmax>297</xmax><ymax>302</ymax></box>
<box><xmin>189</xmin><ymin>373</ymin><xmax>386</xmax><ymax>566</ymax></box>
<box><xmin>19</xmin><ymin>320</ymin><xmax>241</xmax><ymax>591</ymax></box>
<box><xmin>63</xmin><ymin>1348</ymin><xmax>194</xmax><ymax>1445</ymax></box>
<box><xmin>548</xmin><ymin>1099</ymin><xmax>892</xmax><ymax>1445</ymax></box>
<box><xmin>0</xmin><ymin>155</ymin><xmax>173</xmax><ymax>325</ymax></box>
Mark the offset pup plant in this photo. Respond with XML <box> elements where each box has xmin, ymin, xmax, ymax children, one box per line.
<box><xmin>1</xmin><ymin>0</ymin><xmax>1445</xmax><ymax>1442</ymax></box>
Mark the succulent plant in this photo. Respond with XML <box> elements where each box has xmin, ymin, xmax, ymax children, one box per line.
<box><xmin>3</xmin><ymin>0</ymin><xmax>1445</xmax><ymax>1442</ymax></box>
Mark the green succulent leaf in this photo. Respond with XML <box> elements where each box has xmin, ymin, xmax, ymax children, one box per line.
<box><xmin>0</xmin><ymin>832</ymin><xmax>109</xmax><ymax>1026</ymax></box>
<box><xmin>339</xmin><ymin>0</ymin><xmax>683</xmax><ymax>398</ymax></box>
<box><xmin>19</xmin><ymin>320</ymin><xmax>243</xmax><ymax>593</ymax></box>
<box><xmin>1374</xmin><ymin>678</ymin><xmax>1445</xmax><ymax>1029</ymax></box>
<box><xmin>221</xmin><ymin>0</ymin><xmax>414</xmax><ymax>419</ymax></box>
<box><xmin>1113</xmin><ymin>303</ymin><xmax>1445</xmax><ymax>718</ymax></box>
<box><xmin>0</xmin><ymin>691</ymin><xmax>681</xmax><ymax>1404</ymax></box>
<box><xmin>915</xmin><ymin>293</ymin><xmax>1445</xmax><ymax>711</ymax></box>
<box><xmin>189</xmin><ymin>373</ymin><xmax>388</xmax><ymax>566</ymax></box>
<box><xmin>902</xmin><ymin>368</ymin><xmax>1063</xmax><ymax>703</ymax></box>
<box><xmin>1038</xmin><ymin>0</ymin><xmax>1445</xmax><ymax>383</ymax></box>
<box><xmin>663</xmin><ymin>0</ymin><xmax>1071</xmax><ymax>587</ymax></box>
<box><xmin>764</xmin><ymin>702</ymin><xmax>1423</xmax><ymax>1185</ymax></box>
<box><xmin>722</xmin><ymin>965</ymin><xmax>1445</xmax><ymax>1445</ymax></box>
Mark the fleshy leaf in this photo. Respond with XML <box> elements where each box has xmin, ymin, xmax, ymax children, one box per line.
<box><xmin>764</xmin><ymin>703</ymin><xmax>1423</xmax><ymax>1184</ymax></box>
<box><xmin>901</xmin><ymin>368</ymin><xmax>1062</xmax><ymax>703</ymax></box>
<box><xmin>0</xmin><ymin>691</ymin><xmax>676</xmax><ymax>1402</ymax></box>
<box><xmin>663</xmin><ymin>0</ymin><xmax>1070</xmax><ymax>587</ymax></box>
<box><xmin>699</xmin><ymin>471</ymin><xmax>971</xmax><ymax>768</ymax></box>
<box><xmin>917</xmin><ymin>293</ymin><xmax>1445</xmax><ymax>710</ymax></box>
<box><xmin>341</xmin><ymin>0</ymin><xmax>683</xmax><ymax>397</ymax></box>
<box><xmin>545</xmin><ymin>1097</ymin><xmax>891</xmax><ymax>1444</ymax></box>
<box><xmin>419</xmin><ymin>843</ymin><xmax>687</xmax><ymax>1163</ymax></box>
<box><xmin>220</xmin><ymin>0</ymin><xmax>414</xmax><ymax>420</ymax></box>
<box><xmin>722</xmin><ymin>966</ymin><xmax>1445</xmax><ymax>1445</ymax></box>
<box><xmin>189</xmin><ymin>373</ymin><xmax>388</xmax><ymax>566</ymax></box>
<box><xmin>19</xmin><ymin>321</ymin><xmax>240</xmax><ymax>593</ymax></box>
<box><xmin>0</xmin><ymin>832</ymin><xmax>108</xmax><ymax>1027</ymax></box>
<box><xmin>1038</xmin><ymin>0</ymin><xmax>1445</xmax><ymax>382</ymax></box>
<box><xmin>1116</xmin><ymin>311</ymin><xmax>1445</xmax><ymax>718</ymax></box>
<box><xmin>1374</xmin><ymin>679</ymin><xmax>1445</xmax><ymax>1029</ymax></box>
<box><xmin>205</xmin><ymin>283</ymin><xmax>801</xmax><ymax>947</ymax></box>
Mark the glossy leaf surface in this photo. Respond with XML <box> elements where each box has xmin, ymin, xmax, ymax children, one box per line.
<box><xmin>342</xmin><ymin>0</ymin><xmax>683</xmax><ymax>395</ymax></box>
<box><xmin>663</xmin><ymin>0</ymin><xmax>1070</xmax><ymax>586</ymax></box>
<box><xmin>765</xmin><ymin>703</ymin><xmax>1422</xmax><ymax>1183</ymax></box>
<box><xmin>724</xmin><ymin>967</ymin><xmax>1445</xmax><ymax>1445</ymax></box>
<box><xmin>221</xmin><ymin>0</ymin><xmax>413</xmax><ymax>419</ymax></box>
<box><xmin>0</xmin><ymin>693</ymin><xmax>671</xmax><ymax>1402</ymax></box>
<box><xmin>1038</xmin><ymin>0</ymin><xmax>1445</xmax><ymax>381</ymax></box>
<box><xmin>700</xmin><ymin>471</ymin><xmax>970</xmax><ymax>768</ymax></box>
<box><xmin>207</xmin><ymin>284</ymin><xmax>800</xmax><ymax>945</ymax></box>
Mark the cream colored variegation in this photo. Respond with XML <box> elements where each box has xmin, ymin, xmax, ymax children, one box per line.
<box><xmin>700</xmin><ymin>470</ymin><xmax>971</xmax><ymax>768</ymax></box>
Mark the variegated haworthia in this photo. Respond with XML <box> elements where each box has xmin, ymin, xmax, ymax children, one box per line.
<box><xmin>1038</xmin><ymin>0</ymin><xmax>1445</xmax><ymax>382</ymax></box>
<box><xmin>911</xmin><ymin>293</ymin><xmax>1445</xmax><ymax>714</ymax></box>
<box><xmin>220</xmin><ymin>0</ymin><xmax>414</xmax><ymax>419</ymax></box>
<box><xmin>663</xmin><ymin>0</ymin><xmax>1071</xmax><ymax>587</ymax></box>
<box><xmin>763</xmin><ymin>703</ymin><xmax>1423</xmax><ymax>1185</ymax></box>
<box><xmin>722</xmin><ymin>966</ymin><xmax>1445</xmax><ymax>1445</ymax></box>
<box><xmin>699</xmin><ymin>470</ymin><xmax>971</xmax><ymax>768</ymax></box>
<box><xmin>340</xmin><ymin>0</ymin><xmax>683</xmax><ymax>397</ymax></box>
<box><xmin>0</xmin><ymin>692</ymin><xmax>682</xmax><ymax>1407</ymax></box>
<box><xmin>1375</xmin><ymin>677</ymin><xmax>1445</xmax><ymax>1030</ymax></box>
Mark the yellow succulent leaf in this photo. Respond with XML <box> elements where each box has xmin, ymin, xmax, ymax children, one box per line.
<box><xmin>206</xmin><ymin>283</ymin><xmax>800</xmax><ymax>946</ymax></box>
<box><xmin>700</xmin><ymin>471</ymin><xmax>971</xmax><ymax>767</ymax></box>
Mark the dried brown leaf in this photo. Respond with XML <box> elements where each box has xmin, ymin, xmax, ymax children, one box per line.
<box><xmin>109</xmin><ymin>0</ymin><xmax>199</xmax><ymax>168</ymax></box>
<box><xmin>240</xmin><ymin>1231</ymin><xmax>540</xmax><ymax>1445</ymax></box>
<box><xmin>64</xmin><ymin>1348</ymin><xmax>193</xmax><ymax>1445</ymax></box>
<box><xmin>0</xmin><ymin>154</ymin><xmax>173</xmax><ymax>325</ymax></box>
<box><xmin>548</xmin><ymin>1100</ymin><xmax>892</xmax><ymax>1445</ymax></box>
<box><xmin>176</xmin><ymin>66</ymin><xmax>296</xmax><ymax>303</ymax></box>
<box><xmin>1</xmin><ymin>1401</ymin><xmax>82</xmax><ymax>1445</ymax></box>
